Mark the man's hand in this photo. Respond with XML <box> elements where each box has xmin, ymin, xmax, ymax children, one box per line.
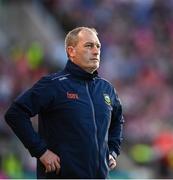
<box><xmin>39</xmin><ymin>149</ymin><xmax>61</xmax><ymax>174</ymax></box>
<box><xmin>109</xmin><ymin>154</ymin><xmax>117</xmax><ymax>170</ymax></box>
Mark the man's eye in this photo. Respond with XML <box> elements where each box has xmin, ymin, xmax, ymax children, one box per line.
<box><xmin>86</xmin><ymin>44</ymin><xmax>92</xmax><ymax>48</ymax></box>
<box><xmin>85</xmin><ymin>44</ymin><xmax>101</xmax><ymax>48</ymax></box>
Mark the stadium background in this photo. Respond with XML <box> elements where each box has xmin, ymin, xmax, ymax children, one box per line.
<box><xmin>1</xmin><ymin>0</ymin><xmax>173</xmax><ymax>178</ymax></box>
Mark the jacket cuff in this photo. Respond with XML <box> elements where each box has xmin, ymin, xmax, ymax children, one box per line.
<box><xmin>30</xmin><ymin>144</ymin><xmax>47</xmax><ymax>158</ymax></box>
<box><xmin>110</xmin><ymin>151</ymin><xmax>117</xmax><ymax>160</ymax></box>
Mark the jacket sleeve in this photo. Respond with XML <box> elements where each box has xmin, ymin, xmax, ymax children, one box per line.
<box><xmin>108</xmin><ymin>88</ymin><xmax>124</xmax><ymax>158</ymax></box>
<box><xmin>4</xmin><ymin>76</ymin><xmax>56</xmax><ymax>158</ymax></box>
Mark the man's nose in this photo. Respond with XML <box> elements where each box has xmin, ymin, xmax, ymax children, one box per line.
<box><xmin>92</xmin><ymin>46</ymin><xmax>100</xmax><ymax>54</ymax></box>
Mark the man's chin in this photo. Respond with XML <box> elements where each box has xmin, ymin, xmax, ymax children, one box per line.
<box><xmin>90</xmin><ymin>64</ymin><xmax>99</xmax><ymax>72</ymax></box>
<box><xmin>92</xmin><ymin>61</ymin><xmax>99</xmax><ymax>67</ymax></box>
<box><xmin>83</xmin><ymin>63</ymin><xmax>99</xmax><ymax>73</ymax></box>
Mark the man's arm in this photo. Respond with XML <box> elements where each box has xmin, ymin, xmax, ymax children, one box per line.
<box><xmin>5</xmin><ymin>102</ymin><xmax>47</xmax><ymax>157</ymax></box>
<box><xmin>4</xmin><ymin>76</ymin><xmax>61</xmax><ymax>173</ymax></box>
<box><xmin>108</xmin><ymin>89</ymin><xmax>124</xmax><ymax>169</ymax></box>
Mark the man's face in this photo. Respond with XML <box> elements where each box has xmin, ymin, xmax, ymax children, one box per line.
<box><xmin>68</xmin><ymin>30</ymin><xmax>101</xmax><ymax>73</ymax></box>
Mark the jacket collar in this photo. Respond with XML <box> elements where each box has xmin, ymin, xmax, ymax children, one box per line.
<box><xmin>64</xmin><ymin>60</ymin><xmax>98</xmax><ymax>80</ymax></box>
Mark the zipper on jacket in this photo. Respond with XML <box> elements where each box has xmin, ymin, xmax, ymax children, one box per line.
<box><xmin>85</xmin><ymin>81</ymin><xmax>99</xmax><ymax>174</ymax></box>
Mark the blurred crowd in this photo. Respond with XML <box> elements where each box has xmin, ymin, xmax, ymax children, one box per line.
<box><xmin>1</xmin><ymin>0</ymin><xmax>173</xmax><ymax>178</ymax></box>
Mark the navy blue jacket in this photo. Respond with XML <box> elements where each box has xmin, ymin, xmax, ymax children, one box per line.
<box><xmin>5</xmin><ymin>60</ymin><xmax>124</xmax><ymax>179</ymax></box>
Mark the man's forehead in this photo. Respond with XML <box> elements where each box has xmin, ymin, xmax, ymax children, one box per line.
<box><xmin>78</xmin><ymin>30</ymin><xmax>100</xmax><ymax>43</ymax></box>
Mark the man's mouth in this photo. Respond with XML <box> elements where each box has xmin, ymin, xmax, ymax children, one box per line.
<box><xmin>90</xmin><ymin>58</ymin><xmax>99</xmax><ymax>61</ymax></box>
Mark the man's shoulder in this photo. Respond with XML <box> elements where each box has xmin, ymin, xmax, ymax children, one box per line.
<box><xmin>50</xmin><ymin>71</ymin><xmax>71</xmax><ymax>81</ymax></box>
<box><xmin>34</xmin><ymin>71</ymin><xmax>70</xmax><ymax>88</ymax></box>
<box><xmin>96</xmin><ymin>76</ymin><xmax>113</xmax><ymax>87</ymax></box>
<box><xmin>40</xmin><ymin>71</ymin><xmax>70</xmax><ymax>82</ymax></box>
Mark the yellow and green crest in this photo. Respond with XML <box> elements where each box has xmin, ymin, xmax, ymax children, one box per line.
<box><xmin>103</xmin><ymin>94</ymin><xmax>111</xmax><ymax>105</ymax></box>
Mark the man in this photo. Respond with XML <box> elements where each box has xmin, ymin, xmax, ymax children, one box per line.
<box><xmin>5</xmin><ymin>27</ymin><xmax>124</xmax><ymax>179</ymax></box>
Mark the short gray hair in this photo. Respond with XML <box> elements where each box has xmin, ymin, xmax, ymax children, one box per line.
<box><xmin>65</xmin><ymin>27</ymin><xmax>98</xmax><ymax>53</ymax></box>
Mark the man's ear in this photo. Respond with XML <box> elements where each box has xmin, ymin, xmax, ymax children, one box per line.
<box><xmin>67</xmin><ymin>46</ymin><xmax>76</xmax><ymax>58</ymax></box>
